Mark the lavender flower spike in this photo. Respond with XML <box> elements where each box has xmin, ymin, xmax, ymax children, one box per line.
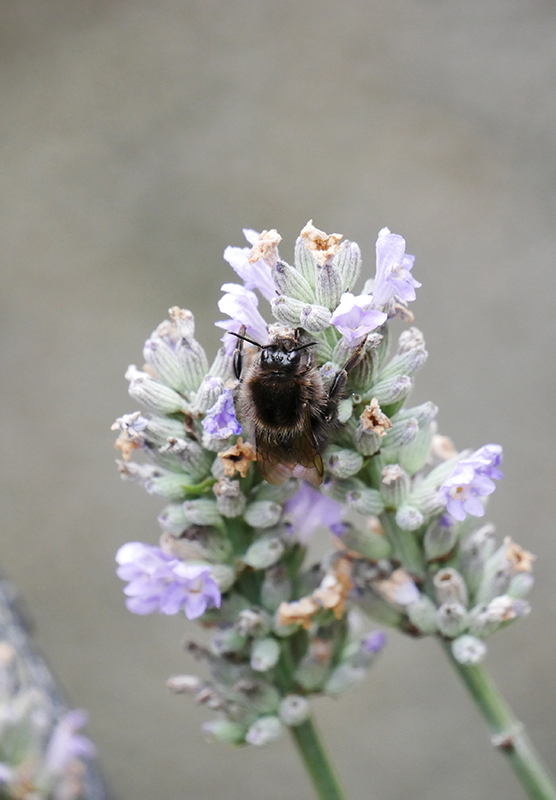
<box><xmin>116</xmin><ymin>542</ymin><xmax>221</xmax><ymax>619</ymax></box>
<box><xmin>330</xmin><ymin>292</ymin><xmax>387</xmax><ymax>346</ymax></box>
<box><xmin>372</xmin><ymin>227</ymin><xmax>421</xmax><ymax>308</ymax></box>
<box><xmin>202</xmin><ymin>388</ymin><xmax>242</xmax><ymax>438</ymax></box>
<box><xmin>438</xmin><ymin>444</ymin><xmax>503</xmax><ymax>522</ymax></box>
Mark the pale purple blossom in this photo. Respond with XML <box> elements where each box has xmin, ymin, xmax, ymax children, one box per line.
<box><xmin>223</xmin><ymin>229</ymin><xmax>277</xmax><ymax>301</ymax></box>
<box><xmin>116</xmin><ymin>542</ymin><xmax>221</xmax><ymax>619</ymax></box>
<box><xmin>330</xmin><ymin>292</ymin><xmax>387</xmax><ymax>345</ymax></box>
<box><xmin>372</xmin><ymin>228</ymin><xmax>421</xmax><ymax>308</ymax></box>
<box><xmin>216</xmin><ymin>283</ymin><xmax>269</xmax><ymax>354</ymax></box>
<box><xmin>284</xmin><ymin>483</ymin><xmax>344</xmax><ymax>544</ymax></box>
<box><xmin>45</xmin><ymin>710</ymin><xmax>96</xmax><ymax>776</ymax></box>
<box><xmin>439</xmin><ymin>444</ymin><xmax>503</xmax><ymax>522</ymax></box>
<box><xmin>202</xmin><ymin>388</ymin><xmax>242</xmax><ymax>438</ymax></box>
<box><xmin>363</xmin><ymin>630</ymin><xmax>387</xmax><ymax>653</ymax></box>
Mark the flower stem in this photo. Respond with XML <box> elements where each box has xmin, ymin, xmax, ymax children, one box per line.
<box><xmin>289</xmin><ymin>717</ymin><xmax>349</xmax><ymax>800</ymax></box>
<box><xmin>442</xmin><ymin>642</ymin><xmax>556</xmax><ymax>800</ymax></box>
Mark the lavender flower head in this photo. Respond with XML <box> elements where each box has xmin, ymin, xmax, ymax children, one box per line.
<box><xmin>116</xmin><ymin>542</ymin><xmax>221</xmax><ymax>619</ymax></box>
<box><xmin>439</xmin><ymin>444</ymin><xmax>503</xmax><ymax>522</ymax></box>
<box><xmin>112</xmin><ymin>221</ymin><xmax>536</xmax><ymax>756</ymax></box>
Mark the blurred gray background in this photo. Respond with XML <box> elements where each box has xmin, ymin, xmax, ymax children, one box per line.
<box><xmin>2</xmin><ymin>1</ymin><xmax>556</xmax><ymax>798</ymax></box>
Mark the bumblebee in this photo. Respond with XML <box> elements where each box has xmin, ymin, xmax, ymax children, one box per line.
<box><xmin>231</xmin><ymin>326</ymin><xmax>362</xmax><ymax>486</ymax></box>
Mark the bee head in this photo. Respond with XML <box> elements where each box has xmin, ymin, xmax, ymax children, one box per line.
<box><xmin>260</xmin><ymin>343</ymin><xmax>302</xmax><ymax>372</ymax></box>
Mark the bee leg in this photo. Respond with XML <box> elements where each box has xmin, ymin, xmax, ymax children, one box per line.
<box><xmin>232</xmin><ymin>326</ymin><xmax>246</xmax><ymax>380</ymax></box>
<box><xmin>324</xmin><ymin>339</ymin><xmax>367</xmax><ymax>420</ymax></box>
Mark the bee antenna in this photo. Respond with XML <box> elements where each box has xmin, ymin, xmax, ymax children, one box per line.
<box><xmin>228</xmin><ymin>331</ymin><xmax>264</xmax><ymax>348</ymax></box>
<box><xmin>289</xmin><ymin>342</ymin><xmax>317</xmax><ymax>352</ymax></box>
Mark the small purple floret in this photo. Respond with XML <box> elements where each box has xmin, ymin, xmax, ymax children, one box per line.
<box><xmin>45</xmin><ymin>710</ymin><xmax>96</xmax><ymax>776</ymax></box>
<box><xmin>330</xmin><ymin>292</ymin><xmax>387</xmax><ymax>345</ymax></box>
<box><xmin>372</xmin><ymin>227</ymin><xmax>421</xmax><ymax>308</ymax></box>
<box><xmin>284</xmin><ymin>483</ymin><xmax>344</xmax><ymax>544</ymax></box>
<box><xmin>364</xmin><ymin>630</ymin><xmax>387</xmax><ymax>653</ymax></box>
<box><xmin>216</xmin><ymin>283</ymin><xmax>269</xmax><ymax>354</ymax></box>
<box><xmin>439</xmin><ymin>444</ymin><xmax>503</xmax><ymax>522</ymax></box>
<box><xmin>223</xmin><ymin>229</ymin><xmax>277</xmax><ymax>301</ymax></box>
<box><xmin>116</xmin><ymin>542</ymin><xmax>221</xmax><ymax>619</ymax></box>
<box><xmin>202</xmin><ymin>388</ymin><xmax>242</xmax><ymax>439</ymax></box>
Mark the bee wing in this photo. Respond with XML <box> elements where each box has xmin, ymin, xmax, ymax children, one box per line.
<box><xmin>256</xmin><ymin>427</ymin><xmax>324</xmax><ymax>487</ymax></box>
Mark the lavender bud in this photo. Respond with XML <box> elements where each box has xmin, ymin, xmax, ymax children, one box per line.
<box><xmin>193</xmin><ymin>376</ymin><xmax>224</xmax><ymax>413</ymax></box>
<box><xmin>175</xmin><ymin>336</ymin><xmax>209</xmax><ymax>392</ymax></box>
<box><xmin>144</xmin><ymin>415</ymin><xmax>187</xmax><ymax>445</ymax></box>
<box><xmin>459</xmin><ymin>523</ymin><xmax>497</xmax><ymax>597</ymax></box>
<box><xmin>381</xmin><ymin>417</ymin><xmax>419</xmax><ymax>454</ymax></box>
<box><xmin>159</xmin><ymin>437</ymin><xmax>210</xmax><ymax>477</ymax></box>
<box><xmin>325</xmin><ymin>447</ymin><xmax>364</xmax><ymax>479</ymax></box>
<box><xmin>243</xmin><ymin>535</ymin><xmax>285</xmax><ymax>570</ymax></box>
<box><xmin>334</xmin><ymin>240</ymin><xmax>362</xmax><ymax>292</ymax></box>
<box><xmin>126</xmin><ymin>366</ymin><xmax>189</xmax><ymax>414</ymax></box>
<box><xmin>202</xmin><ymin>432</ymin><xmax>233</xmax><ymax>453</ymax></box>
<box><xmin>166</xmin><ymin>674</ymin><xmax>204</xmax><ymax>694</ymax></box>
<box><xmin>434</xmin><ymin>568</ymin><xmax>469</xmax><ymax>607</ymax></box>
<box><xmin>337</xmin><ymin>522</ymin><xmax>392</xmax><ymax>560</ymax></box>
<box><xmin>143</xmin><ymin>335</ymin><xmax>188</xmax><ymax>393</ymax></box>
<box><xmin>272</xmin><ymin>260</ymin><xmax>314</xmax><ymax>303</ymax></box>
<box><xmin>451</xmin><ymin>635</ymin><xmax>487</xmax><ymax>666</ymax></box>
<box><xmin>250</xmin><ymin>638</ymin><xmax>281</xmax><ymax>672</ymax></box>
<box><xmin>182</xmin><ymin>498</ymin><xmax>222</xmax><ymax>527</ymax></box>
<box><xmin>279</xmin><ymin>695</ymin><xmax>311</xmax><ymax>727</ymax></box>
<box><xmin>406</xmin><ymin>596</ymin><xmax>438</xmax><ymax>634</ymax></box>
<box><xmin>271</xmin><ymin>295</ymin><xmax>305</xmax><ymax>326</ymax></box>
<box><xmin>379</xmin><ymin>464</ymin><xmax>410</xmax><ymax>508</ymax></box>
<box><xmin>261</xmin><ymin>565</ymin><xmax>292</xmax><ymax>612</ymax></box>
<box><xmin>436</xmin><ymin>602</ymin><xmax>469</xmax><ymax>638</ymax></box>
<box><xmin>203</xmin><ymin>719</ymin><xmax>246</xmax><ymax>745</ymax></box>
<box><xmin>366</xmin><ymin>375</ymin><xmax>412</xmax><ymax>407</ymax></box>
<box><xmin>245</xmin><ymin>716</ymin><xmax>283</xmax><ymax>746</ymax></box>
<box><xmin>354</xmin><ymin>426</ymin><xmax>382</xmax><ymax>457</ymax></box>
<box><xmin>210</xmin><ymin>564</ymin><xmax>236</xmax><ymax>592</ymax></box>
<box><xmin>315</xmin><ymin>261</ymin><xmax>343</xmax><ymax>309</ymax></box>
<box><xmin>208</xmin><ymin>346</ymin><xmax>234</xmax><ymax>383</ymax></box>
<box><xmin>475</xmin><ymin>545</ymin><xmax>513</xmax><ymax>605</ymax></box>
<box><xmin>345</xmin><ymin>486</ymin><xmax>385</xmax><ymax>516</ymax></box>
<box><xmin>337</xmin><ymin>398</ymin><xmax>353</xmax><ymax>424</ymax></box>
<box><xmin>236</xmin><ymin>609</ymin><xmax>272</xmax><ymax>638</ymax></box>
<box><xmin>158</xmin><ymin>503</ymin><xmax>188</xmax><ymax>534</ymax></box>
<box><xmin>470</xmin><ymin>595</ymin><xmax>530</xmax><ymax>637</ymax></box>
<box><xmin>146</xmin><ymin>471</ymin><xmax>194</xmax><ymax>501</ymax></box>
<box><xmin>395</xmin><ymin>504</ymin><xmax>424</xmax><ymax>531</ymax></box>
<box><xmin>378</xmin><ymin>345</ymin><xmax>427</xmax><ymax>382</ymax></box>
<box><xmin>210</xmin><ymin>629</ymin><xmax>247</xmax><ymax>655</ymax></box>
<box><xmin>508</xmin><ymin>572</ymin><xmax>534</xmax><ymax>599</ymax></box>
<box><xmin>294</xmin><ymin>235</ymin><xmax>317</xmax><ymax>285</ymax></box>
<box><xmin>299</xmin><ymin>303</ymin><xmax>333</xmax><ymax>332</ymax></box>
<box><xmin>160</xmin><ymin>528</ymin><xmax>233</xmax><ymax>563</ymax></box>
<box><xmin>244</xmin><ymin>501</ymin><xmax>282</xmax><ymax>529</ymax></box>
<box><xmin>397</xmin><ymin>403</ymin><xmax>438</xmax><ymax>474</ymax></box>
<box><xmin>295</xmin><ymin>655</ymin><xmax>330</xmax><ymax>691</ymax></box>
<box><xmin>424</xmin><ymin>516</ymin><xmax>458</xmax><ymax>561</ymax></box>
<box><xmin>214</xmin><ymin>479</ymin><xmax>247</xmax><ymax>518</ymax></box>
<box><xmin>324</xmin><ymin>664</ymin><xmax>366</xmax><ymax>695</ymax></box>
<box><xmin>397</xmin><ymin>327</ymin><xmax>425</xmax><ymax>353</ymax></box>
<box><xmin>170</xmin><ymin>306</ymin><xmax>196</xmax><ymax>339</ymax></box>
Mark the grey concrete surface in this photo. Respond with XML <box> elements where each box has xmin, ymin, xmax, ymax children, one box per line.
<box><xmin>2</xmin><ymin>1</ymin><xmax>556</xmax><ymax>798</ymax></box>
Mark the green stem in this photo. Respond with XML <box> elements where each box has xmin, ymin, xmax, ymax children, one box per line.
<box><xmin>289</xmin><ymin>717</ymin><xmax>349</xmax><ymax>800</ymax></box>
<box><xmin>443</xmin><ymin>642</ymin><xmax>556</xmax><ymax>800</ymax></box>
